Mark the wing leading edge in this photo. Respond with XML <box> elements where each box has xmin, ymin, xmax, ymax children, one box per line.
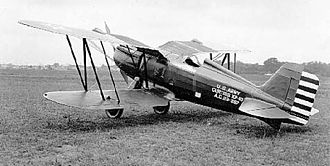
<box><xmin>19</xmin><ymin>20</ymin><xmax>150</xmax><ymax>49</ymax></box>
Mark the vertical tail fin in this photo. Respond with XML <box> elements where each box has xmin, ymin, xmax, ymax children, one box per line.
<box><xmin>260</xmin><ymin>63</ymin><xmax>320</xmax><ymax>125</ymax></box>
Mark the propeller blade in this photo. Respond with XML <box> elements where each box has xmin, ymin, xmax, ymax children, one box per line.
<box><xmin>92</xmin><ymin>22</ymin><xmax>116</xmax><ymax>53</ymax></box>
<box><xmin>120</xmin><ymin>69</ymin><xmax>129</xmax><ymax>85</ymax></box>
<box><xmin>91</xmin><ymin>23</ymin><xmax>128</xmax><ymax>85</ymax></box>
<box><xmin>104</xmin><ymin>22</ymin><xmax>117</xmax><ymax>51</ymax></box>
<box><xmin>128</xmin><ymin>77</ymin><xmax>140</xmax><ymax>89</ymax></box>
<box><xmin>105</xmin><ymin>22</ymin><xmax>111</xmax><ymax>35</ymax></box>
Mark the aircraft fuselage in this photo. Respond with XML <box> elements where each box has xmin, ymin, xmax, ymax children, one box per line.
<box><xmin>113</xmin><ymin>45</ymin><xmax>284</xmax><ymax>115</ymax></box>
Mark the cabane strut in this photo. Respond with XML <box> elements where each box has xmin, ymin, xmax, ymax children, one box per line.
<box><xmin>124</xmin><ymin>45</ymin><xmax>149</xmax><ymax>89</ymax></box>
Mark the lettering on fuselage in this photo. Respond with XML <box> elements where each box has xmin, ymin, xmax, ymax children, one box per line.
<box><xmin>212</xmin><ymin>84</ymin><xmax>244</xmax><ymax>105</ymax></box>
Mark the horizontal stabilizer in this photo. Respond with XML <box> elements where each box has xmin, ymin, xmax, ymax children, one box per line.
<box><xmin>44</xmin><ymin>89</ymin><xmax>171</xmax><ymax>110</ymax></box>
<box><xmin>239</xmin><ymin>98</ymin><xmax>291</xmax><ymax>119</ymax></box>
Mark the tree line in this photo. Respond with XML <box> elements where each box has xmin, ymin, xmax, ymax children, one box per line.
<box><xmin>232</xmin><ymin>58</ymin><xmax>330</xmax><ymax>77</ymax></box>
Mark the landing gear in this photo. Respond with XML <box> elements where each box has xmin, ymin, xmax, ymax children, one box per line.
<box><xmin>153</xmin><ymin>102</ymin><xmax>170</xmax><ymax>115</ymax></box>
<box><xmin>105</xmin><ymin>109</ymin><xmax>124</xmax><ymax>119</ymax></box>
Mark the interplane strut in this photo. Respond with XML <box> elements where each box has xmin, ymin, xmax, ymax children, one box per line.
<box><xmin>65</xmin><ymin>35</ymin><xmax>123</xmax><ymax>102</ymax></box>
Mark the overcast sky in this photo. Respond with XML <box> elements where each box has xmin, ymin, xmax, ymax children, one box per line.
<box><xmin>1</xmin><ymin>0</ymin><xmax>330</xmax><ymax>65</ymax></box>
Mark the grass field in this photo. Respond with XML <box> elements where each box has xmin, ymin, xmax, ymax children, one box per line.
<box><xmin>0</xmin><ymin>69</ymin><xmax>329</xmax><ymax>165</ymax></box>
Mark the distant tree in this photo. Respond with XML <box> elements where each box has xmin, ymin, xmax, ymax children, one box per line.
<box><xmin>45</xmin><ymin>65</ymin><xmax>53</xmax><ymax>70</ymax></box>
<box><xmin>263</xmin><ymin>58</ymin><xmax>283</xmax><ymax>73</ymax></box>
<box><xmin>100</xmin><ymin>64</ymin><xmax>107</xmax><ymax>71</ymax></box>
<box><xmin>235</xmin><ymin>61</ymin><xmax>264</xmax><ymax>74</ymax></box>
<box><xmin>53</xmin><ymin>63</ymin><xmax>60</xmax><ymax>68</ymax></box>
<box><xmin>303</xmin><ymin>61</ymin><xmax>330</xmax><ymax>77</ymax></box>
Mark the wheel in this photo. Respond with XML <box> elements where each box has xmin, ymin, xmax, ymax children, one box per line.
<box><xmin>153</xmin><ymin>102</ymin><xmax>170</xmax><ymax>115</ymax></box>
<box><xmin>105</xmin><ymin>109</ymin><xmax>124</xmax><ymax>119</ymax></box>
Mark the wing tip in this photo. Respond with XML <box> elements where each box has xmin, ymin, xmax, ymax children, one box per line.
<box><xmin>18</xmin><ymin>20</ymin><xmax>40</xmax><ymax>28</ymax></box>
<box><xmin>18</xmin><ymin>20</ymin><xmax>27</xmax><ymax>25</ymax></box>
<box><xmin>18</xmin><ymin>20</ymin><xmax>32</xmax><ymax>25</ymax></box>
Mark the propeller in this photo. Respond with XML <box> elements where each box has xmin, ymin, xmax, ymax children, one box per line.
<box><xmin>104</xmin><ymin>22</ymin><xmax>128</xmax><ymax>84</ymax></box>
<box><xmin>105</xmin><ymin>22</ymin><xmax>111</xmax><ymax>34</ymax></box>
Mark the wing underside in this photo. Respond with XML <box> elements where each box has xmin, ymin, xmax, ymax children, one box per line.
<box><xmin>44</xmin><ymin>88</ymin><xmax>174</xmax><ymax>110</ymax></box>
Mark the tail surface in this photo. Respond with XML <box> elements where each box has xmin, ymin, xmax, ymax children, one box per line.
<box><xmin>260</xmin><ymin>63</ymin><xmax>320</xmax><ymax>125</ymax></box>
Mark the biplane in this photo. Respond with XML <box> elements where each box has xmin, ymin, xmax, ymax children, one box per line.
<box><xmin>19</xmin><ymin>20</ymin><xmax>320</xmax><ymax>129</ymax></box>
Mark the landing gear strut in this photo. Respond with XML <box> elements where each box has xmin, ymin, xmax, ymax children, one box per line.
<box><xmin>105</xmin><ymin>109</ymin><xmax>124</xmax><ymax>119</ymax></box>
<box><xmin>153</xmin><ymin>102</ymin><xmax>170</xmax><ymax>115</ymax></box>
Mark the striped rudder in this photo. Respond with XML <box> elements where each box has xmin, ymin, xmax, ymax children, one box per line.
<box><xmin>289</xmin><ymin>71</ymin><xmax>319</xmax><ymax>125</ymax></box>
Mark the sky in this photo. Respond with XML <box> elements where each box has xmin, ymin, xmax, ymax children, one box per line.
<box><xmin>1</xmin><ymin>0</ymin><xmax>330</xmax><ymax>65</ymax></box>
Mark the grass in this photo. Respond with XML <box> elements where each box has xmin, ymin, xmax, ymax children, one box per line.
<box><xmin>0</xmin><ymin>69</ymin><xmax>329</xmax><ymax>165</ymax></box>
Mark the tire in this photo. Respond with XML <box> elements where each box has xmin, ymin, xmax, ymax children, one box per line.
<box><xmin>153</xmin><ymin>102</ymin><xmax>170</xmax><ymax>115</ymax></box>
<box><xmin>105</xmin><ymin>109</ymin><xmax>124</xmax><ymax>119</ymax></box>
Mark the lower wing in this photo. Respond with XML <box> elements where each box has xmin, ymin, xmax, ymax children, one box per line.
<box><xmin>44</xmin><ymin>88</ymin><xmax>176</xmax><ymax>110</ymax></box>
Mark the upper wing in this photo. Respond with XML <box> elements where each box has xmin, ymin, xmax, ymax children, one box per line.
<box><xmin>158</xmin><ymin>40</ymin><xmax>251</xmax><ymax>66</ymax></box>
<box><xmin>19</xmin><ymin>20</ymin><xmax>150</xmax><ymax>49</ymax></box>
<box><xmin>159</xmin><ymin>40</ymin><xmax>250</xmax><ymax>55</ymax></box>
<box><xmin>19</xmin><ymin>20</ymin><xmax>170</xmax><ymax>62</ymax></box>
